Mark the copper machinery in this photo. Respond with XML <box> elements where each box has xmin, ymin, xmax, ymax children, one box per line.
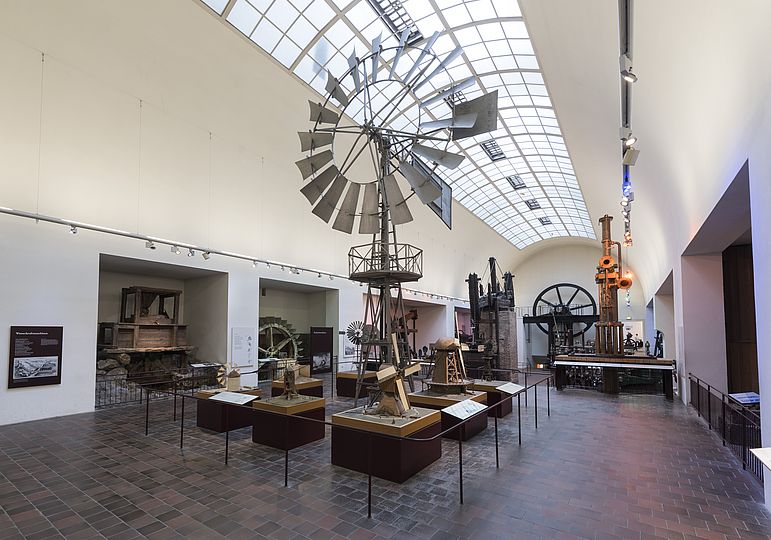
<box><xmin>594</xmin><ymin>215</ymin><xmax>633</xmax><ymax>355</ymax></box>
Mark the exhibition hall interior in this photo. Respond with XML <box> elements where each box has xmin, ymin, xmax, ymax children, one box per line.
<box><xmin>1</xmin><ymin>0</ymin><xmax>771</xmax><ymax>538</ymax></box>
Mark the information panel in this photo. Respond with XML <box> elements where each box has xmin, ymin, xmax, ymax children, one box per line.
<box><xmin>8</xmin><ymin>326</ymin><xmax>63</xmax><ymax>389</ymax></box>
<box><xmin>442</xmin><ymin>399</ymin><xmax>486</xmax><ymax>420</ymax></box>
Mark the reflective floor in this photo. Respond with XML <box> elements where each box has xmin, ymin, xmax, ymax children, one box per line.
<box><xmin>0</xmin><ymin>379</ymin><xmax>768</xmax><ymax>539</ymax></box>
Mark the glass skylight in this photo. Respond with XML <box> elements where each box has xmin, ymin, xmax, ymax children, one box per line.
<box><xmin>198</xmin><ymin>0</ymin><xmax>595</xmax><ymax>248</ymax></box>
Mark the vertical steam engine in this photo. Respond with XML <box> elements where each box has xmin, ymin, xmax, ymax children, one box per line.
<box><xmin>595</xmin><ymin>215</ymin><xmax>633</xmax><ymax>356</ymax></box>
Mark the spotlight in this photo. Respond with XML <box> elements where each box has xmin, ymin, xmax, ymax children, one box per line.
<box><xmin>145</xmin><ymin>241</ymin><xmax>156</xmax><ymax>250</ymax></box>
<box><xmin>281</xmin><ymin>266</ymin><xmax>285</xmax><ymax>272</ymax></box>
<box><xmin>253</xmin><ymin>260</ymin><xmax>258</xmax><ymax>267</ymax></box>
<box><xmin>622</xmin><ymin>147</ymin><xmax>639</xmax><ymax>166</ymax></box>
<box><xmin>70</xmin><ymin>226</ymin><xmax>78</xmax><ymax>235</ymax></box>
<box><xmin>202</xmin><ymin>251</ymin><xmax>211</xmax><ymax>260</ymax></box>
<box><xmin>171</xmin><ymin>245</ymin><xmax>180</xmax><ymax>254</ymax></box>
<box><xmin>266</xmin><ymin>262</ymin><xmax>271</xmax><ymax>269</ymax></box>
<box><xmin>187</xmin><ymin>248</ymin><xmax>195</xmax><ymax>257</ymax></box>
<box><xmin>318</xmin><ymin>272</ymin><xmax>322</xmax><ymax>278</ymax></box>
<box><xmin>329</xmin><ymin>275</ymin><xmax>334</xmax><ymax>281</ymax></box>
<box><xmin>619</xmin><ymin>126</ymin><xmax>637</xmax><ymax>147</ymax></box>
<box><xmin>620</xmin><ymin>54</ymin><xmax>637</xmax><ymax>83</ymax></box>
<box><xmin>620</xmin><ymin>199</ymin><xmax>628</xmax><ymax>207</ymax></box>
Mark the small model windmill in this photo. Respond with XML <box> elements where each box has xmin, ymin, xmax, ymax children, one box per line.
<box><xmin>367</xmin><ymin>334</ymin><xmax>422</xmax><ymax>416</ymax></box>
<box><xmin>278</xmin><ymin>359</ymin><xmax>300</xmax><ymax>400</ymax></box>
<box><xmin>296</xmin><ymin>31</ymin><xmax>498</xmax><ymax>417</ymax></box>
<box><xmin>216</xmin><ymin>363</ymin><xmax>241</xmax><ymax>391</ymax></box>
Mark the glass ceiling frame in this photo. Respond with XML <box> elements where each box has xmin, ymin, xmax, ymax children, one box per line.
<box><xmin>197</xmin><ymin>0</ymin><xmax>595</xmax><ymax>248</ymax></box>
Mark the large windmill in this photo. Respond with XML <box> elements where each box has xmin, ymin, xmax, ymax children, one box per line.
<box><xmin>296</xmin><ymin>29</ymin><xmax>498</xmax><ymax>416</ymax></box>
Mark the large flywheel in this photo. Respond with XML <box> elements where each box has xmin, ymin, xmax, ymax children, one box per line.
<box><xmin>532</xmin><ymin>283</ymin><xmax>597</xmax><ymax>337</ymax></box>
<box><xmin>258</xmin><ymin>317</ymin><xmax>302</xmax><ymax>359</ymax></box>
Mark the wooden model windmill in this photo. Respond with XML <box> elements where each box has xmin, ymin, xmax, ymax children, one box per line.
<box><xmin>296</xmin><ymin>30</ymin><xmax>498</xmax><ymax>416</ymax></box>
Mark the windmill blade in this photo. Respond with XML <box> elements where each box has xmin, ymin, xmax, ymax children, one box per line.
<box><xmin>398</xmin><ymin>161</ymin><xmax>441</xmax><ymax>204</ymax></box>
<box><xmin>404</xmin><ymin>363</ymin><xmax>421</xmax><ymax>377</ymax></box>
<box><xmin>301</xmin><ymin>165</ymin><xmax>339</xmax><ymax>204</ymax></box>
<box><xmin>411</xmin><ymin>144</ymin><xmax>465</xmax><ymax>169</ymax></box>
<box><xmin>394</xmin><ymin>378</ymin><xmax>409</xmax><ymax>409</ymax></box>
<box><xmin>377</xmin><ymin>364</ymin><xmax>397</xmax><ymax>382</ymax></box>
<box><xmin>332</xmin><ymin>182</ymin><xmax>361</xmax><ymax>234</ymax></box>
<box><xmin>419</xmin><ymin>112</ymin><xmax>477</xmax><ymax>131</ymax></box>
<box><xmin>298</xmin><ymin>131</ymin><xmax>333</xmax><ymax>152</ymax></box>
<box><xmin>309</xmin><ymin>101</ymin><xmax>340</xmax><ymax>124</ymax></box>
<box><xmin>451</xmin><ymin>90</ymin><xmax>499</xmax><ymax>140</ymax></box>
<box><xmin>383</xmin><ymin>174</ymin><xmax>413</xmax><ymax>225</ymax></box>
<box><xmin>358</xmin><ymin>182</ymin><xmax>379</xmax><ymax>234</ymax></box>
<box><xmin>295</xmin><ymin>150</ymin><xmax>333</xmax><ymax>180</ymax></box>
<box><xmin>370</xmin><ymin>34</ymin><xmax>382</xmax><ymax>83</ymax></box>
<box><xmin>419</xmin><ymin>77</ymin><xmax>476</xmax><ymax>109</ymax></box>
<box><xmin>388</xmin><ymin>28</ymin><xmax>411</xmax><ymax>78</ymax></box>
<box><xmin>412</xmin><ymin>46</ymin><xmax>464</xmax><ymax>92</ymax></box>
<box><xmin>348</xmin><ymin>52</ymin><xmax>361</xmax><ymax>93</ymax></box>
<box><xmin>312</xmin><ymin>174</ymin><xmax>348</xmax><ymax>223</ymax></box>
<box><xmin>324</xmin><ymin>71</ymin><xmax>349</xmax><ymax>107</ymax></box>
<box><xmin>404</xmin><ymin>31</ymin><xmax>440</xmax><ymax>85</ymax></box>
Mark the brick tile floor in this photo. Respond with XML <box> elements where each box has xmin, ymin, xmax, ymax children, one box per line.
<box><xmin>0</xmin><ymin>378</ymin><xmax>768</xmax><ymax>539</ymax></box>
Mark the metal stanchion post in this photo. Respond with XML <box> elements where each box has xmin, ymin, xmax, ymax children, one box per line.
<box><xmin>721</xmin><ymin>396</ymin><xmax>726</xmax><ymax>446</ymax></box>
<box><xmin>179</xmin><ymin>396</ymin><xmax>185</xmax><ymax>449</ymax></box>
<box><xmin>707</xmin><ymin>385</ymin><xmax>712</xmax><ymax>430</ymax></box>
<box><xmin>367</xmin><ymin>431</ymin><xmax>373</xmax><ymax>518</ymax></box>
<box><xmin>534</xmin><ymin>381</ymin><xmax>538</xmax><ymax>429</ymax></box>
<box><xmin>524</xmin><ymin>372</ymin><xmax>528</xmax><ymax>407</ymax></box>
<box><xmin>145</xmin><ymin>388</ymin><xmax>150</xmax><ymax>436</ymax></box>
<box><xmin>741</xmin><ymin>413</ymin><xmax>746</xmax><ymax>470</ymax></box>
<box><xmin>458</xmin><ymin>426</ymin><xmax>464</xmax><ymax>504</ymax></box>
<box><xmin>224</xmin><ymin>407</ymin><xmax>229</xmax><ymax>465</ymax></box>
<box><xmin>547</xmin><ymin>376</ymin><xmax>550</xmax><ymax>417</ymax></box>
<box><xmin>697</xmin><ymin>382</ymin><xmax>701</xmax><ymax>417</ymax></box>
<box><xmin>284</xmin><ymin>416</ymin><xmax>289</xmax><ymax>487</ymax></box>
<box><xmin>173</xmin><ymin>381</ymin><xmax>177</xmax><ymax>421</ymax></box>
<box><xmin>517</xmin><ymin>393</ymin><xmax>521</xmax><ymax>445</ymax></box>
<box><xmin>494</xmin><ymin>409</ymin><xmax>499</xmax><ymax>469</ymax></box>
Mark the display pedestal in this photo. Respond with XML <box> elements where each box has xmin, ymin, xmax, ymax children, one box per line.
<box><xmin>194</xmin><ymin>388</ymin><xmax>261</xmax><ymax>433</ymax></box>
<box><xmin>407</xmin><ymin>390</ymin><xmax>488</xmax><ymax>441</ymax></box>
<box><xmin>336</xmin><ymin>370</ymin><xmax>377</xmax><ymax>398</ymax></box>
<box><xmin>331</xmin><ymin>407</ymin><xmax>441</xmax><ymax>483</ymax></box>
<box><xmin>252</xmin><ymin>396</ymin><xmax>325</xmax><ymax>450</ymax></box>
<box><xmin>270</xmin><ymin>377</ymin><xmax>323</xmax><ymax>397</ymax></box>
<box><xmin>470</xmin><ymin>380</ymin><xmax>513</xmax><ymax>418</ymax></box>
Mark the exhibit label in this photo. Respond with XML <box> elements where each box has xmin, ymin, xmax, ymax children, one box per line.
<box><xmin>208</xmin><ymin>391</ymin><xmax>258</xmax><ymax>405</ymax></box>
<box><xmin>442</xmin><ymin>398</ymin><xmax>486</xmax><ymax>420</ymax></box>
<box><xmin>497</xmin><ymin>382</ymin><xmax>525</xmax><ymax>395</ymax></box>
<box><xmin>8</xmin><ymin>326</ymin><xmax>63</xmax><ymax>389</ymax></box>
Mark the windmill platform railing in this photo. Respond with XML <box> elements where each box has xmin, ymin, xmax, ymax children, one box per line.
<box><xmin>348</xmin><ymin>242</ymin><xmax>423</xmax><ymax>282</ymax></box>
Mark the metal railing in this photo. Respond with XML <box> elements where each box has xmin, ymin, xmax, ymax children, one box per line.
<box><xmin>688</xmin><ymin>373</ymin><xmax>762</xmax><ymax>483</ymax></box>
<box><xmin>143</xmin><ymin>373</ymin><xmax>554</xmax><ymax>517</ymax></box>
<box><xmin>96</xmin><ymin>367</ymin><xmax>219</xmax><ymax>408</ymax></box>
<box><xmin>348</xmin><ymin>242</ymin><xmax>423</xmax><ymax>277</ymax></box>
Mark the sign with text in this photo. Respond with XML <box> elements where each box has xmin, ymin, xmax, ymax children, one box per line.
<box><xmin>442</xmin><ymin>399</ymin><xmax>486</xmax><ymax>420</ymax></box>
<box><xmin>208</xmin><ymin>391</ymin><xmax>258</xmax><ymax>406</ymax></box>
<box><xmin>497</xmin><ymin>382</ymin><xmax>525</xmax><ymax>395</ymax></box>
<box><xmin>8</xmin><ymin>326</ymin><xmax>63</xmax><ymax>389</ymax></box>
<box><xmin>231</xmin><ymin>327</ymin><xmax>256</xmax><ymax>367</ymax></box>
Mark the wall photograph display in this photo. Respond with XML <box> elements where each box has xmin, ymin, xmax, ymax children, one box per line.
<box><xmin>8</xmin><ymin>326</ymin><xmax>63</xmax><ymax>388</ymax></box>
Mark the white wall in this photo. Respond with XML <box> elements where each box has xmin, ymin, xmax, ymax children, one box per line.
<box><xmin>680</xmin><ymin>255</ymin><xmax>728</xmax><ymax>393</ymax></box>
<box><xmin>185</xmin><ymin>274</ymin><xmax>228</xmax><ymax>364</ymax></box>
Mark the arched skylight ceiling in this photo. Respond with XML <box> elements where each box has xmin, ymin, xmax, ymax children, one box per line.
<box><xmin>198</xmin><ymin>0</ymin><xmax>596</xmax><ymax>248</ymax></box>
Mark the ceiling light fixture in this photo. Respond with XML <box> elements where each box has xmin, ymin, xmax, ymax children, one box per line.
<box><xmin>620</xmin><ymin>54</ymin><xmax>637</xmax><ymax>83</ymax></box>
<box><xmin>187</xmin><ymin>248</ymin><xmax>195</xmax><ymax>257</ymax></box>
<box><xmin>70</xmin><ymin>226</ymin><xmax>78</xmax><ymax>234</ymax></box>
<box><xmin>253</xmin><ymin>260</ymin><xmax>258</xmax><ymax>267</ymax></box>
<box><xmin>202</xmin><ymin>251</ymin><xmax>211</xmax><ymax>260</ymax></box>
<box><xmin>619</xmin><ymin>126</ymin><xmax>637</xmax><ymax>146</ymax></box>
<box><xmin>145</xmin><ymin>241</ymin><xmax>156</xmax><ymax>250</ymax></box>
<box><xmin>171</xmin><ymin>245</ymin><xmax>180</xmax><ymax>255</ymax></box>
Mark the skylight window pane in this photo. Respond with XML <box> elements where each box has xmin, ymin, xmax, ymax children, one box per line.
<box><xmin>266</xmin><ymin>0</ymin><xmax>299</xmax><ymax>32</ymax></box>
<box><xmin>288</xmin><ymin>16</ymin><xmax>317</xmax><ymax>47</ymax></box>
<box><xmin>304</xmin><ymin>1</ymin><xmax>335</xmax><ymax>30</ymax></box>
<box><xmin>273</xmin><ymin>37</ymin><xmax>302</xmax><ymax>67</ymax></box>
<box><xmin>227</xmin><ymin>0</ymin><xmax>261</xmax><ymax>35</ymax></box>
<box><xmin>251</xmin><ymin>18</ymin><xmax>282</xmax><ymax>52</ymax></box>
<box><xmin>202</xmin><ymin>0</ymin><xmax>229</xmax><ymax>15</ymax></box>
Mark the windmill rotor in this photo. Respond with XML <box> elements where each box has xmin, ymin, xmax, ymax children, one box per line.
<box><xmin>346</xmin><ymin>320</ymin><xmax>364</xmax><ymax>345</ymax></box>
<box><xmin>295</xmin><ymin>36</ymin><xmax>499</xmax><ymax>234</ymax></box>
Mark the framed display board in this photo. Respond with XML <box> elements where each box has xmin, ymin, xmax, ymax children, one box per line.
<box><xmin>309</xmin><ymin>326</ymin><xmax>333</xmax><ymax>374</ymax></box>
<box><xmin>231</xmin><ymin>326</ymin><xmax>257</xmax><ymax>368</ymax></box>
<box><xmin>8</xmin><ymin>326</ymin><xmax>63</xmax><ymax>389</ymax></box>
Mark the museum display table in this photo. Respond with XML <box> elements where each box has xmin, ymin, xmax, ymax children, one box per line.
<box><xmin>554</xmin><ymin>354</ymin><xmax>675</xmax><ymax>399</ymax></box>
<box><xmin>194</xmin><ymin>387</ymin><xmax>261</xmax><ymax>433</ymax></box>
<box><xmin>336</xmin><ymin>370</ymin><xmax>377</xmax><ymax>398</ymax></box>
<box><xmin>252</xmin><ymin>395</ymin><xmax>325</xmax><ymax>450</ymax></box>
<box><xmin>407</xmin><ymin>390</ymin><xmax>488</xmax><ymax>441</ymax></box>
<box><xmin>470</xmin><ymin>380</ymin><xmax>515</xmax><ymax>418</ymax></box>
<box><xmin>271</xmin><ymin>376</ymin><xmax>323</xmax><ymax>397</ymax></box>
<box><xmin>331</xmin><ymin>407</ymin><xmax>441</xmax><ymax>483</ymax></box>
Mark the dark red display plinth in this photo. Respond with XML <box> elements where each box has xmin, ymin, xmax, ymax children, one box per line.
<box><xmin>408</xmin><ymin>390</ymin><xmax>488</xmax><ymax>441</ymax></box>
<box><xmin>194</xmin><ymin>388</ymin><xmax>261</xmax><ymax>433</ymax></box>
<box><xmin>270</xmin><ymin>377</ymin><xmax>324</xmax><ymax>398</ymax></box>
<box><xmin>335</xmin><ymin>370</ymin><xmax>377</xmax><ymax>398</ymax></box>
<box><xmin>470</xmin><ymin>380</ymin><xmax>514</xmax><ymax>418</ymax></box>
<box><xmin>331</xmin><ymin>407</ymin><xmax>441</xmax><ymax>483</ymax></box>
<box><xmin>252</xmin><ymin>397</ymin><xmax>325</xmax><ymax>450</ymax></box>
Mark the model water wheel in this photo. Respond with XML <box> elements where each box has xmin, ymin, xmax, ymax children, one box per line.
<box><xmin>532</xmin><ymin>283</ymin><xmax>597</xmax><ymax>337</ymax></box>
<box><xmin>258</xmin><ymin>317</ymin><xmax>302</xmax><ymax>359</ymax></box>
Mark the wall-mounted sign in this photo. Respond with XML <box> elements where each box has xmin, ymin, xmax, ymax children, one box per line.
<box><xmin>310</xmin><ymin>326</ymin><xmax>333</xmax><ymax>374</ymax></box>
<box><xmin>8</xmin><ymin>326</ymin><xmax>63</xmax><ymax>389</ymax></box>
<box><xmin>231</xmin><ymin>327</ymin><xmax>256</xmax><ymax>367</ymax></box>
